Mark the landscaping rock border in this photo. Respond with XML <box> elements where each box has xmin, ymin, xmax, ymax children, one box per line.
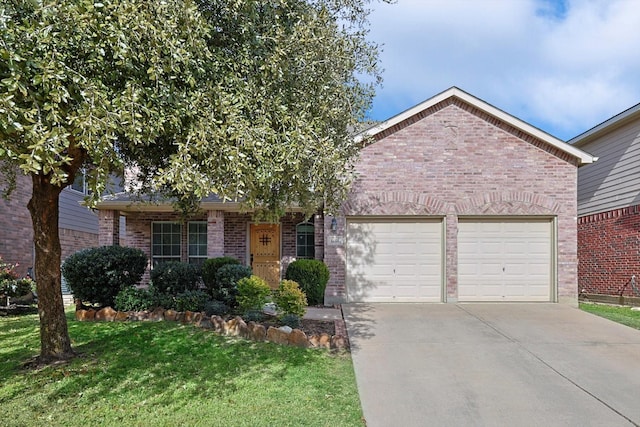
<box><xmin>76</xmin><ymin>307</ymin><xmax>349</xmax><ymax>351</ymax></box>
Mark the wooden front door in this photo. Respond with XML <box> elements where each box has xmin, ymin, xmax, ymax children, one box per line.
<box><xmin>250</xmin><ymin>223</ymin><xmax>281</xmax><ymax>289</ymax></box>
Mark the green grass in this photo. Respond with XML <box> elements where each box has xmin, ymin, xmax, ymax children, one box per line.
<box><xmin>0</xmin><ymin>310</ymin><xmax>363</xmax><ymax>427</ymax></box>
<box><xmin>580</xmin><ymin>302</ymin><xmax>640</xmax><ymax>330</ymax></box>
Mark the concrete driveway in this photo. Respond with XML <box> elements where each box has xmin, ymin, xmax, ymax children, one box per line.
<box><xmin>343</xmin><ymin>303</ymin><xmax>640</xmax><ymax>427</ymax></box>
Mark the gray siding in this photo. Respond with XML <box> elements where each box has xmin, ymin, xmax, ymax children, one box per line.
<box><xmin>59</xmin><ymin>188</ymin><xmax>99</xmax><ymax>234</ymax></box>
<box><xmin>577</xmin><ymin>120</ymin><xmax>640</xmax><ymax>216</ymax></box>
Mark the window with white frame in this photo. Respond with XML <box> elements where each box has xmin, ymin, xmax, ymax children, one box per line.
<box><xmin>151</xmin><ymin>222</ymin><xmax>182</xmax><ymax>267</ymax></box>
<box><xmin>188</xmin><ymin>222</ymin><xmax>207</xmax><ymax>265</ymax></box>
<box><xmin>296</xmin><ymin>222</ymin><xmax>315</xmax><ymax>259</ymax></box>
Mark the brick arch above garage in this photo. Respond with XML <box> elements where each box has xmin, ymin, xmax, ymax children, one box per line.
<box><xmin>455</xmin><ymin>191</ymin><xmax>561</xmax><ymax>215</ymax></box>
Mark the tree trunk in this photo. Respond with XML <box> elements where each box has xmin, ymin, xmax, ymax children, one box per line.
<box><xmin>27</xmin><ymin>174</ymin><xmax>74</xmax><ymax>362</ymax></box>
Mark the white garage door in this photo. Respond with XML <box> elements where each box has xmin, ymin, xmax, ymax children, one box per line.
<box><xmin>458</xmin><ymin>219</ymin><xmax>553</xmax><ymax>302</ymax></box>
<box><xmin>346</xmin><ymin>219</ymin><xmax>443</xmax><ymax>302</ymax></box>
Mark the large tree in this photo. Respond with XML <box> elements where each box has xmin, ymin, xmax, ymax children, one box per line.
<box><xmin>0</xmin><ymin>0</ymin><xmax>382</xmax><ymax>363</ymax></box>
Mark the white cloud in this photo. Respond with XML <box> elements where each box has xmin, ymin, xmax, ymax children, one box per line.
<box><xmin>366</xmin><ymin>0</ymin><xmax>640</xmax><ymax>140</ymax></box>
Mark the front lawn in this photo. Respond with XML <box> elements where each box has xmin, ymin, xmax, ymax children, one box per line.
<box><xmin>0</xmin><ymin>310</ymin><xmax>363</xmax><ymax>426</ymax></box>
<box><xmin>580</xmin><ymin>302</ymin><xmax>640</xmax><ymax>330</ymax></box>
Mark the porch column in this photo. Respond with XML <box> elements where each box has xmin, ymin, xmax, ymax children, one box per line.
<box><xmin>98</xmin><ymin>210</ymin><xmax>120</xmax><ymax>246</ymax></box>
<box><xmin>207</xmin><ymin>210</ymin><xmax>225</xmax><ymax>258</ymax></box>
<box><xmin>314</xmin><ymin>212</ymin><xmax>324</xmax><ymax>261</ymax></box>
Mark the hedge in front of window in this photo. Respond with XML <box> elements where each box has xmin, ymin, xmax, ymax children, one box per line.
<box><xmin>150</xmin><ymin>261</ymin><xmax>201</xmax><ymax>295</ymax></box>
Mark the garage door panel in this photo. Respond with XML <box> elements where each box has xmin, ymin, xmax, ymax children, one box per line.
<box><xmin>346</xmin><ymin>219</ymin><xmax>443</xmax><ymax>302</ymax></box>
<box><xmin>458</xmin><ymin>219</ymin><xmax>552</xmax><ymax>302</ymax></box>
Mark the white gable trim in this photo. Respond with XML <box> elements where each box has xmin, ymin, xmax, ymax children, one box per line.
<box><xmin>357</xmin><ymin>87</ymin><xmax>597</xmax><ymax>165</ymax></box>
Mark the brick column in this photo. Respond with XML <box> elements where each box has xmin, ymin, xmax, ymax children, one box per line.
<box><xmin>445</xmin><ymin>212</ymin><xmax>458</xmax><ymax>303</ymax></box>
<box><xmin>314</xmin><ymin>212</ymin><xmax>324</xmax><ymax>261</ymax></box>
<box><xmin>98</xmin><ymin>210</ymin><xmax>120</xmax><ymax>246</ymax></box>
<box><xmin>207</xmin><ymin>210</ymin><xmax>224</xmax><ymax>258</ymax></box>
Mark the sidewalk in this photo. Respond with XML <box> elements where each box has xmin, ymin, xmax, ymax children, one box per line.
<box><xmin>303</xmin><ymin>306</ymin><xmax>342</xmax><ymax>321</ymax></box>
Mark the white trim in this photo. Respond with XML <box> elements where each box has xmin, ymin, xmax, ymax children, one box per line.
<box><xmin>356</xmin><ymin>87</ymin><xmax>597</xmax><ymax>165</ymax></box>
<box><xmin>570</xmin><ymin>102</ymin><xmax>640</xmax><ymax>148</ymax></box>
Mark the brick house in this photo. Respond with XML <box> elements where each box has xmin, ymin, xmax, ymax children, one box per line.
<box><xmin>572</xmin><ymin>102</ymin><xmax>640</xmax><ymax>297</ymax></box>
<box><xmin>96</xmin><ymin>87</ymin><xmax>596</xmax><ymax>304</ymax></box>
<box><xmin>0</xmin><ymin>167</ymin><xmax>100</xmax><ymax>280</ymax></box>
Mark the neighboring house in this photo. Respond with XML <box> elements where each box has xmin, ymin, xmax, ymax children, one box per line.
<box><xmin>0</xmin><ymin>167</ymin><xmax>100</xmax><ymax>280</ymax></box>
<box><xmin>96</xmin><ymin>87</ymin><xmax>596</xmax><ymax>304</ymax></box>
<box><xmin>571</xmin><ymin>102</ymin><xmax>640</xmax><ymax>297</ymax></box>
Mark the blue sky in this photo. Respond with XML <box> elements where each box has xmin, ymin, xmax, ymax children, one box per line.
<box><xmin>365</xmin><ymin>0</ymin><xmax>640</xmax><ymax>141</ymax></box>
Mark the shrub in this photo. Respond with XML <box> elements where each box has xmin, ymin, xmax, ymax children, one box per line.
<box><xmin>275</xmin><ymin>279</ymin><xmax>307</xmax><ymax>318</ymax></box>
<box><xmin>237</xmin><ymin>275</ymin><xmax>272</xmax><ymax>313</ymax></box>
<box><xmin>150</xmin><ymin>261</ymin><xmax>201</xmax><ymax>295</ymax></box>
<box><xmin>148</xmin><ymin>285</ymin><xmax>175</xmax><ymax>310</ymax></box>
<box><xmin>284</xmin><ymin>259</ymin><xmax>329</xmax><ymax>306</ymax></box>
<box><xmin>114</xmin><ymin>287</ymin><xmax>156</xmax><ymax>312</ymax></box>
<box><xmin>280</xmin><ymin>313</ymin><xmax>301</xmax><ymax>329</ymax></box>
<box><xmin>212</xmin><ymin>264</ymin><xmax>252</xmax><ymax>307</ymax></box>
<box><xmin>243</xmin><ymin>309</ymin><xmax>266</xmax><ymax>322</ymax></box>
<box><xmin>174</xmin><ymin>290</ymin><xmax>209</xmax><ymax>312</ymax></box>
<box><xmin>62</xmin><ymin>246</ymin><xmax>147</xmax><ymax>307</ymax></box>
<box><xmin>204</xmin><ymin>300</ymin><xmax>230</xmax><ymax>316</ymax></box>
<box><xmin>202</xmin><ymin>256</ymin><xmax>240</xmax><ymax>294</ymax></box>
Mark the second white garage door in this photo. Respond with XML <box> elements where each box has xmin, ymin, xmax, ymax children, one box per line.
<box><xmin>458</xmin><ymin>219</ymin><xmax>553</xmax><ymax>302</ymax></box>
<box><xmin>346</xmin><ymin>219</ymin><xmax>443</xmax><ymax>302</ymax></box>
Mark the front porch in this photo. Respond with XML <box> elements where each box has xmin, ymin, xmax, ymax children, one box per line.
<box><xmin>98</xmin><ymin>207</ymin><xmax>325</xmax><ymax>288</ymax></box>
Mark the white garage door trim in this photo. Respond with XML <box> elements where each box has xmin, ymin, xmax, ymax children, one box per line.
<box><xmin>458</xmin><ymin>218</ymin><xmax>555</xmax><ymax>302</ymax></box>
<box><xmin>346</xmin><ymin>217</ymin><xmax>444</xmax><ymax>303</ymax></box>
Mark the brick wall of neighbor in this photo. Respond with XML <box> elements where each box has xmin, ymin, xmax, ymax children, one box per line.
<box><xmin>0</xmin><ymin>171</ymin><xmax>33</xmax><ymax>277</ymax></box>
<box><xmin>578</xmin><ymin>205</ymin><xmax>640</xmax><ymax>296</ymax></box>
<box><xmin>60</xmin><ymin>229</ymin><xmax>98</xmax><ymax>261</ymax></box>
<box><xmin>324</xmin><ymin>99</ymin><xmax>579</xmax><ymax>304</ymax></box>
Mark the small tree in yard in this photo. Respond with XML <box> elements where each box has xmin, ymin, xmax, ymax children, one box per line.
<box><xmin>0</xmin><ymin>0</ymin><xmax>383</xmax><ymax>363</ymax></box>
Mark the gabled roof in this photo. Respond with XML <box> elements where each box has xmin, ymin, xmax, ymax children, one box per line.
<box><xmin>569</xmin><ymin>101</ymin><xmax>640</xmax><ymax>147</ymax></box>
<box><xmin>356</xmin><ymin>86</ymin><xmax>597</xmax><ymax>165</ymax></box>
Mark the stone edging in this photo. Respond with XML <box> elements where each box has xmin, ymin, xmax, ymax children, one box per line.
<box><xmin>76</xmin><ymin>307</ymin><xmax>349</xmax><ymax>351</ymax></box>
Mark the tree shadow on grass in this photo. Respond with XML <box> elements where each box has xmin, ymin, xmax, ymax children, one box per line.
<box><xmin>0</xmin><ymin>310</ymin><xmax>347</xmax><ymax>421</ymax></box>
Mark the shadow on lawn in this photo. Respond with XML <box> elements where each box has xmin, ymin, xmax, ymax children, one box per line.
<box><xmin>2</xmin><ymin>310</ymin><xmax>331</xmax><ymax>408</ymax></box>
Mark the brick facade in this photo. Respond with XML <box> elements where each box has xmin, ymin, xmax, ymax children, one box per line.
<box><xmin>324</xmin><ymin>98</ymin><xmax>580</xmax><ymax>304</ymax></box>
<box><xmin>1</xmin><ymin>167</ymin><xmax>99</xmax><ymax>278</ymax></box>
<box><xmin>101</xmin><ymin>209</ymin><xmax>315</xmax><ymax>286</ymax></box>
<box><xmin>60</xmin><ymin>229</ymin><xmax>99</xmax><ymax>260</ymax></box>
<box><xmin>578</xmin><ymin>205</ymin><xmax>640</xmax><ymax>296</ymax></box>
<box><xmin>0</xmin><ymin>171</ymin><xmax>33</xmax><ymax>277</ymax></box>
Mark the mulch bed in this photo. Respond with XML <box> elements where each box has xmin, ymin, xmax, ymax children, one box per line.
<box><xmin>259</xmin><ymin>318</ymin><xmax>335</xmax><ymax>337</ymax></box>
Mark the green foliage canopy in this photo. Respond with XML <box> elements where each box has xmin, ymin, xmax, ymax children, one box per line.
<box><xmin>1</xmin><ymin>0</ymin><xmax>382</xmax><ymax>218</ymax></box>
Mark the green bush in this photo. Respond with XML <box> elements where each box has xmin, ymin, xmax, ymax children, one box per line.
<box><xmin>150</xmin><ymin>261</ymin><xmax>201</xmax><ymax>295</ymax></box>
<box><xmin>284</xmin><ymin>259</ymin><xmax>329</xmax><ymax>306</ymax></box>
<box><xmin>243</xmin><ymin>309</ymin><xmax>266</xmax><ymax>322</ymax></box>
<box><xmin>275</xmin><ymin>279</ymin><xmax>307</xmax><ymax>318</ymax></box>
<box><xmin>212</xmin><ymin>264</ymin><xmax>252</xmax><ymax>307</ymax></box>
<box><xmin>202</xmin><ymin>256</ymin><xmax>240</xmax><ymax>294</ymax></box>
<box><xmin>62</xmin><ymin>246</ymin><xmax>147</xmax><ymax>307</ymax></box>
<box><xmin>280</xmin><ymin>313</ymin><xmax>301</xmax><ymax>329</ymax></box>
<box><xmin>204</xmin><ymin>300</ymin><xmax>230</xmax><ymax>316</ymax></box>
<box><xmin>174</xmin><ymin>290</ymin><xmax>209</xmax><ymax>312</ymax></box>
<box><xmin>114</xmin><ymin>287</ymin><xmax>156</xmax><ymax>312</ymax></box>
<box><xmin>237</xmin><ymin>275</ymin><xmax>271</xmax><ymax>313</ymax></box>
